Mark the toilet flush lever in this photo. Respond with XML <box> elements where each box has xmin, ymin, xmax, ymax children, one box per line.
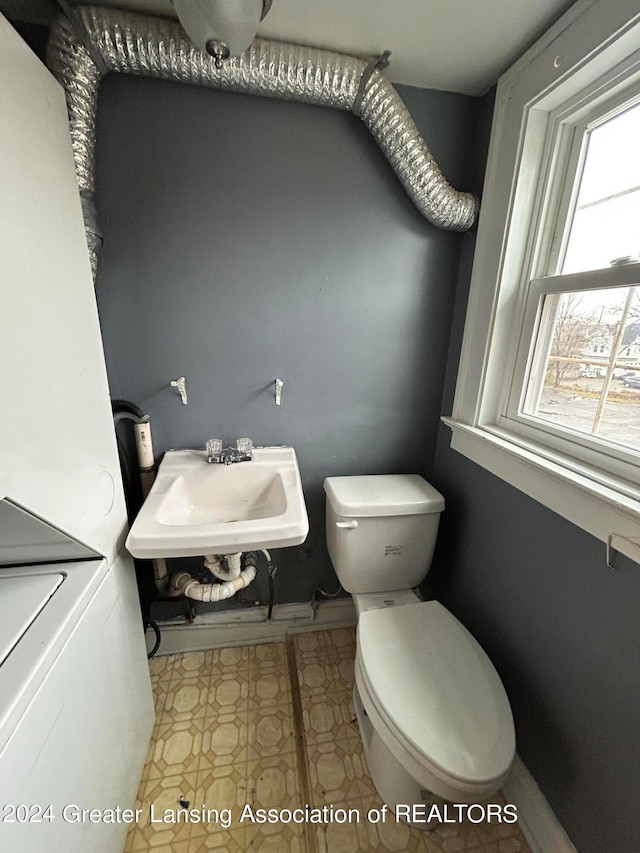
<box><xmin>336</xmin><ymin>520</ymin><xmax>358</xmax><ymax>529</ymax></box>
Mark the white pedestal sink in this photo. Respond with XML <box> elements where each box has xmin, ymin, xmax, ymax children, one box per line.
<box><xmin>126</xmin><ymin>446</ymin><xmax>309</xmax><ymax>558</ymax></box>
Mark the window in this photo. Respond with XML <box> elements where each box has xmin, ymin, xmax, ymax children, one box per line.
<box><xmin>504</xmin><ymin>96</ymin><xmax>640</xmax><ymax>477</ymax></box>
<box><xmin>445</xmin><ymin>0</ymin><xmax>640</xmax><ymax>559</ymax></box>
<box><xmin>521</xmin><ymin>280</ymin><xmax>639</xmax><ymax>453</ymax></box>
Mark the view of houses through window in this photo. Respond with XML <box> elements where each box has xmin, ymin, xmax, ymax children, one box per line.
<box><xmin>522</xmin><ymin>100</ymin><xmax>640</xmax><ymax>455</ymax></box>
<box><xmin>526</xmin><ymin>284</ymin><xmax>640</xmax><ymax>451</ymax></box>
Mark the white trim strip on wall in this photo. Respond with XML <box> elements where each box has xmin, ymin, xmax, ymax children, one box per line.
<box><xmin>148</xmin><ymin>597</ymin><xmax>357</xmax><ymax>656</ymax></box>
<box><xmin>503</xmin><ymin>755</ymin><xmax>578</xmax><ymax>853</ymax></box>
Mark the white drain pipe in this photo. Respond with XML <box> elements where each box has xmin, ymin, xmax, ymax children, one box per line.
<box><xmin>204</xmin><ymin>552</ymin><xmax>243</xmax><ymax>580</ymax></box>
<box><xmin>172</xmin><ymin>563</ymin><xmax>257</xmax><ymax>602</ymax></box>
<box><xmin>133</xmin><ymin>420</ymin><xmax>170</xmax><ymax>594</ymax></box>
<box><xmin>114</xmin><ymin>408</ymin><xmax>170</xmax><ymax>593</ymax></box>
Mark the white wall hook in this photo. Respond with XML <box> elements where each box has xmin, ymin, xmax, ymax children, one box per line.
<box><xmin>170</xmin><ymin>376</ymin><xmax>188</xmax><ymax>405</ymax></box>
<box><xmin>606</xmin><ymin>533</ymin><xmax>640</xmax><ymax>569</ymax></box>
<box><xmin>275</xmin><ymin>378</ymin><xmax>283</xmax><ymax>406</ymax></box>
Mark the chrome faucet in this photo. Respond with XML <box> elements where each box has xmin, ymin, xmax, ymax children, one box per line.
<box><xmin>206</xmin><ymin>438</ymin><xmax>253</xmax><ymax>465</ymax></box>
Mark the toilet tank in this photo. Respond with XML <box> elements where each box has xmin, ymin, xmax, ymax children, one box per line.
<box><xmin>324</xmin><ymin>475</ymin><xmax>445</xmax><ymax>594</ymax></box>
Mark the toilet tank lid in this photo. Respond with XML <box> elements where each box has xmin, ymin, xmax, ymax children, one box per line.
<box><xmin>323</xmin><ymin>475</ymin><xmax>445</xmax><ymax>517</ymax></box>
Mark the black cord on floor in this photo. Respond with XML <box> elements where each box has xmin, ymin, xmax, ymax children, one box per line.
<box><xmin>146</xmin><ymin>618</ymin><xmax>161</xmax><ymax>658</ymax></box>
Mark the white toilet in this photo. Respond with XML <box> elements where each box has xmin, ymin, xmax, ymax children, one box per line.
<box><xmin>324</xmin><ymin>474</ymin><xmax>515</xmax><ymax>815</ymax></box>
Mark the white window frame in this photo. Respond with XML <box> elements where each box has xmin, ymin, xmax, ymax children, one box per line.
<box><xmin>505</xmin><ymin>265</ymin><xmax>640</xmax><ymax>486</ymax></box>
<box><xmin>444</xmin><ymin>0</ymin><xmax>640</xmax><ymax>564</ymax></box>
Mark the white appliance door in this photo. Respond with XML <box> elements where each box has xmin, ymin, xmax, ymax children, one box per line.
<box><xmin>0</xmin><ymin>555</ymin><xmax>155</xmax><ymax>853</ymax></box>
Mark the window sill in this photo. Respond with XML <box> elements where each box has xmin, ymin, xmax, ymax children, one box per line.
<box><xmin>442</xmin><ymin>416</ymin><xmax>640</xmax><ymax>563</ymax></box>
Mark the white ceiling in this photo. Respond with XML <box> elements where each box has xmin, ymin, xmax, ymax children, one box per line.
<box><xmin>256</xmin><ymin>0</ymin><xmax>577</xmax><ymax>95</ymax></box>
<box><xmin>9</xmin><ymin>0</ymin><xmax>577</xmax><ymax>95</ymax></box>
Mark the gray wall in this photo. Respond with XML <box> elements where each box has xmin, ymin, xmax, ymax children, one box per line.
<box><xmin>427</xmin><ymin>92</ymin><xmax>640</xmax><ymax>853</ymax></box>
<box><xmin>94</xmin><ymin>73</ymin><xmax>477</xmax><ymax>608</ymax></box>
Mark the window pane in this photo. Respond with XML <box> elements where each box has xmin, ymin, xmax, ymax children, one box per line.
<box><xmin>562</xmin><ymin>101</ymin><xmax>640</xmax><ymax>274</ymax></box>
<box><xmin>524</xmin><ymin>285</ymin><xmax>640</xmax><ymax>453</ymax></box>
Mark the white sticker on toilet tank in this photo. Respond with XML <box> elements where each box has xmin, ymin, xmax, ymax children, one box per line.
<box><xmin>384</xmin><ymin>545</ymin><xmax>403</xmax><ymax>556</ymax></box>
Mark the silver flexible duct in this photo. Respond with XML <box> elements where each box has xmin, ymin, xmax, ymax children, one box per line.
<box><xmin>47</xmin><ymin>6</ymin><xmax>478</xmax><ymax>278</ymax></box>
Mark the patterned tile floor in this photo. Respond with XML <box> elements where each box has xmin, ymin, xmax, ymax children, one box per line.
<box><xmin>125</xmin><ymin>628</ymin><xmax>531</xmax><ymax>853</ymax></box>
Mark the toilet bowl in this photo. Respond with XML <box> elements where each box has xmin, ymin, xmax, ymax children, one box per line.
<box><xmin>323</xmin><ymin>475</ymin><xmax>515</xmax><ymax>816</ymax></box>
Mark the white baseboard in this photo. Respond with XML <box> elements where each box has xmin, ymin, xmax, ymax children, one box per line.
<box><xmin>150</xmin><ymin>597</ymin><xmax>357</xmax><ymax>656</ymax></box>
<box><xmin>502</xmin><ymin>754</ymin><xmax>577</xmax><ymax>853</ymax></box>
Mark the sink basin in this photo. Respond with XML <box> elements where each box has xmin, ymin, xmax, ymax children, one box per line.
<box><xmin>126</xmin><ymin>446</ymin><xmax>309</xmax><ymax>558</ymax></box>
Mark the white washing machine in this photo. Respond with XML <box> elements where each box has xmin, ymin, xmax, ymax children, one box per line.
<box><xmin>0</xmin><ymin>503</ymin><xmax>154</xmax><ymax>853</ymax></box>
<box><xmin>0</xmin><ymin>18</ymin><xmax>154</xmax><ymax>850</ymax></box>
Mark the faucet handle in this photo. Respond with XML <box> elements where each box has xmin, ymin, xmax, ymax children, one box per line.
<box><xmin>206</xmin><ymin>438</ymin><xmax>223</xmax><ymax>459</ymax></box>
<box><xmin>236</xmin><ymin>438</ymin><xmax>253</xmax><ymax>455</ymax></box>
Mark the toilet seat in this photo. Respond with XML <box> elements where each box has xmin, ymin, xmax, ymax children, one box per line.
<box><xmin>356</xmin><ymin>600</ymin><xmax>515</xmax><ymax>799</ymax></box>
